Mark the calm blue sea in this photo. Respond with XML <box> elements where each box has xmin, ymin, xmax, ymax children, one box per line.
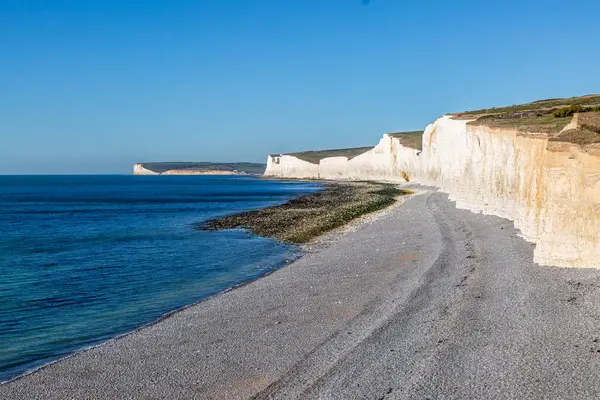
<box><xmin>0</xmin><ymin>175</ymin><xmax>318</xmax><ymax>382</ymax></box>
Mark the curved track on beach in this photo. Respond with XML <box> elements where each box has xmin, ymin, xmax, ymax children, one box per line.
<box><xmin>4</xmin><ymin>190</ymin><xmax>600</xmax><ymax>399</ymax></box>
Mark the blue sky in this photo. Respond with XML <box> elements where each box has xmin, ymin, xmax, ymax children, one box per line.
<box><xmin>1</xmin><ymin>0</ymin><xmax>599</xmax><ymax>174</ymax></box>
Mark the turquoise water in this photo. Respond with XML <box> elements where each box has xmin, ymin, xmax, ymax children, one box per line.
<box><xmin>0</xmin><ymin>175</ymin><xmax>318</xmax><ymax>382</ymax></box>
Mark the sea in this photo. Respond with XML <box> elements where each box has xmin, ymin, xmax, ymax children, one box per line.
<box><xmin>0</xmin><ymin>175</ymin><xmax>319</xmax><ymax>382</ymax></box>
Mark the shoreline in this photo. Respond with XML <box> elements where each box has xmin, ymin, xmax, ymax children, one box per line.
<box><xmin>2</xmin><ymin>252</ymin><xmax>303</xmax><ymax>386</ymax></box>
<box><xmin>5</xmin><ymin>190</ymin><xmax>600</xmax><ymax>398</ymax></box>
<box><xmin>1</xmin><ymin>252</ymin><xmax>305</xmax><ymax>385</ymax></box>
<box><xmin>200</xmin><ymin>180</ymin><xmax>411</xmax><ymax>244</ymax></box>
<box><xmin>2</xmin><ymin>184</ymin><xmax>411</xmax><ymax>392</ymax></box>
<box><xmin>4</xmin><ymin>194</ymin><xmax>406</xmax><ymax>386</ymax></box>
<box><xmin>1</xmin><ymin>179</ymin><xmax>406</xmax><ymax>385</ymax></box>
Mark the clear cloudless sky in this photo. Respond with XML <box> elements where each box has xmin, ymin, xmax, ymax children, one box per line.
<box><xmin>1</xmin><ymin>0</ymin><xmax>599</xmax><ymax>174</ymax></box>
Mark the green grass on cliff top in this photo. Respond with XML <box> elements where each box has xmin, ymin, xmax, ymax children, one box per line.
<box><xmin>471</xmin><ymin>113</ymin><xmax>573</xmax><ymax>134</ymax></box>
<box><xmin>286</xmin><ymin>147</ymin><xmax>373</xmax><ymax>164</ymax></box>
<box><xmin>281</xmin><ymin>131</ymin><xmax>424</xmax><ymax>164</ymax></box>
<box><xmin>455</xmin><ymin>94</ymin><xmax>600</xmax><ymax>117</ymax></box>
<box><xmin>456</xmin><ymin>94</ymin><xmax>600</xmax><ymax>144</ymax></box>
<box><xmin>387</xmin><ymin>131</ymin><xmax>424</xmax><ymax>151</ymax></box>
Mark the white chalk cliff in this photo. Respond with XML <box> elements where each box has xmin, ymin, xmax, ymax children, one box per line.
<box><xmin>133</xmin><ymin>164</ymin><xmax>250</xmax><ymax>175</ymax></box>
<box><xmin>266</xmin><ymin>134</ymin><xmax>420</xmax><ymax>182</ymax></box>
<box><xmin>265</xmin><ymin>116</ymin><xmax>600</xmax><ymax>269</ymax></box>
<box><xmin>133</xmin><ymin>164</ymin><xmax>159</xmax><ymax>175</ymax></box>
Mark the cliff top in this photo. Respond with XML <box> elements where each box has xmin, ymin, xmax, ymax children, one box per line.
<box><xmin>455</xmin><ymin>94</ymin><xmax>600</xmax><ymax>117</ymax></box>
<box><xmin>278</xmin><ymin>132</ymin><xmax>424</xmax><ymax>164</ymax></box>
<box><xmin>387</xmin><ymin>131</ymin><xmax>424</xmax><ymax>151</ymax></box>
<box><xmin>139</xmin><ymin>162</ymin><xmax>266</xmax><ymax>174</ymax></box>
<box><xmin>285</xmin><ymin>147</ymin><xmax>373</xmax><ymax>164</ymax></box>
<box><xmin>454</xmin><ymin>94</ymin><xmax>600</xmax><ymax>145</ymax></box>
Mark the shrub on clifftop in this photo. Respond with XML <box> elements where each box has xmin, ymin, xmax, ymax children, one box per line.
<box><xmin>553</xmin><ymin>105</ymin><xmax>600</xmax><ymax>118</ymax></box>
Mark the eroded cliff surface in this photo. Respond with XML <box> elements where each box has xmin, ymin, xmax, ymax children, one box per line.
<box><xmin>264</xmin><ymin>111</ymin><xmax>600</xmax><ymax>268</ymax></box>
<box><xmin>417</xmin><ymin>116</ymin><xmax>600</xmax><ymax>268</ymax></box>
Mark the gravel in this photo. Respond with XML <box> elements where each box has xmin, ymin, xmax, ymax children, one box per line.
<box><xmin>3</xmin><ymin>189</ymin><xmax>600</xmax><ymax>400</ymax></box>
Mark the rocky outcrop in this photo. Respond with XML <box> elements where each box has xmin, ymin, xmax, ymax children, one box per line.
<box><xmin>265</xmin><ymin>116</ymin><xmax>600</xmax><ymax>268</ymax></box>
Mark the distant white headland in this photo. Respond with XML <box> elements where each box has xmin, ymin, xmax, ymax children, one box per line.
<box><xmin>133</xmin><ymin>162</ymin><xmax>266</xmax><ymax>176</ymax></box>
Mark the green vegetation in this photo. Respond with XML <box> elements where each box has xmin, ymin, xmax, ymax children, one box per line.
<box><xmin>287</xmin><ymin>147</ymin><xmax>373</xmax><ymax>164</ymax></box>
<box><xmin>283</xmin><ymin>133</ymin><xmax>424</xmax><ymax>164</ymax></box>
<box><xmin>141</xmin><ymin>162</ymin><xmax>266</xmax><ymax>174</ymax></box>
<box><xmin>583</xmin><ymin>125</ymin><xmax>600</xmax><ymax>134</ymax></box>
<box><xmin>471</xmin><ymin>112</ymin><xmax>572</xmax><ymax>134</ymax></box>
<box><xmin>551</xmin><ymin>128</ymin><xmax>600</xmax><ymax>145</ymax></box>
<box><xmin>552</xmin><ymin>112</ymin><xmax>600</xmax><ymax>144</ymax></box>
<box><xmin>552</xmin><ymin>105</ymin><xmax>600</xmax><ymax>118</ymax></box>
<box><xmin>199</xmin><ymin>182</ymin><xmax>411</xmax><ymax>243</ymax></box>
<box><xmin>388</xmin><ymin>131</ymin><xmax>424</xmax><ymax>151</ymax></box>
<box><xmin>456</xmin><ymin>94</ymin><xmax>600</xmax><ymax>117</ymax></box>
<box><xmin>459</xmin><ymin>94</ymin><xmax>600</xmax><ymax>144</ymax></box>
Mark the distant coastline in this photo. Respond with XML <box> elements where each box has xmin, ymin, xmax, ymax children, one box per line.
<box><xmin>0</xmin><ymin>175</ymin><xmax>316</xmax><ymax>383</ymax></box>
<box><xmin>133</xmin><ymin>162</ymin><xmax>266</xmax><ymax>176</ymax></box>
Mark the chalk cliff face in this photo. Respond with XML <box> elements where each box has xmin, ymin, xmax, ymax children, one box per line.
<box><xmin>133</xmin><ymin>164</ymin><xmax>159</xmax><ymax>175</ymax></box>
<box><xmin>265</xmin><ymin>135</ymin><xmax>420</xmax><ymax>182</ymax></box>
<box><xmin>265</xmin><ymin>155</ymin><xmax>320</xmax><ymax>179</ymax></box>
<box><xmin>265</xmin><ymin>116</ymin><xmax>600</xmax><ymax>268</ymax></box>
<box><xmin>418</xmin><ymin>116</ymin><xmax>600</xmax><ymax>268</ymax></box>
